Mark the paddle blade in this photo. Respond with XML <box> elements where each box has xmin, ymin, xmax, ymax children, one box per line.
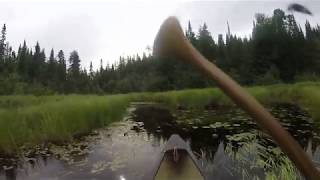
<box><xmin>153</xmin><ymin>17</ymin><xmax>189</xmax><ymax>59</ymax></box>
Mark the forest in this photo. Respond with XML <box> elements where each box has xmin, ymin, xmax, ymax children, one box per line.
<box><xmin>0</xmin><ymin>8</ymin><xmax>319</xmax><ymax>95</ymax></box>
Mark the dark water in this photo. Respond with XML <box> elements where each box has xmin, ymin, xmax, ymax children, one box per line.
<box><xmin>0</xmin><ymin>103</ymin><xmax>320</xmax><ymax>180</ymax></box>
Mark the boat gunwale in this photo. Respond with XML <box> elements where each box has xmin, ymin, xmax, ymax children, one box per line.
<box><xmin>148</xmin><ymin>134</ymin><xmax>206</xmax><ymax>180</ymax></box>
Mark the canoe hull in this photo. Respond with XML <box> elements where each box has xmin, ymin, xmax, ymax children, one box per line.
<box><xmin>151</xmin><ymin>134</ymin><xmax>205</xmax><ymax>180</ymax></box>
<box><xmin>155</xmin><ymin>149</ymin><xmax>203</xmax><ymax>180</ymax></box>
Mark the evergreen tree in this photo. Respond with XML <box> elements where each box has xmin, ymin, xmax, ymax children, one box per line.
<box><xmin>0</xmin><ymin>8</ymin><xmax>320</xmax><ymax>95</ymax></box>
<box><xmin>100</xmin><ymin>59</ymin><xmax>104</xmax><ymax>73</ymax></box>
<box><xmin>57</xmin><ymin>50</ymin><xmax>66</xmax><ymax>79</ymax></box>
<box><xmin>89</xmin><ymin>61</ymin><xmax>94</xmax><ymax>79</ymax></box>
<box><xmin>17</xmin><ymin>41</ymin><xmax>29</xmax><ymax>79</ymax></box>
<box><xmin>0</xmin><ymin>24</ymin><xmax>6</xmax><ymax>60</ymax></box>
<box><xmin>197</xmin><ymin>23</ymin><xmax>216</xmax><ymax>61</ymax></box>
<box><xmin>57</xmin><ymin>50</ymin><xmax>66</xmax><ymax>92</ymax></box>
<box><xmin>0</xmin><ymin>24</ymin><xmax>6</xmax><ymax>74</ymax></box>
<box><xmin>48</xmin><ymin>49</ymin><xmax>56</xmax><ymax>79</ymax></box>
<box><xmin>67</xmin><ymin>50</ymin><xmax>81</xmax><ymax>92</ymax></box>
<box><xmin>305</xmin><ymin>21</ymin><xmax>313</xmax><ymax>40</ymax></box>
<box><xmin>68</xmin><ymin>50</ymin><xmax>80</xmax><ymax>76</ymax></box>
<box><xmin>217</xmin><ymin>34</ymin><xmax>225</xmax><ymax>67</ymax></box>
<box><xmin>186</xmin><ymin>21</ymin><xmax>197</xmax><ymax>46</ymax></box>
<box><xmin>29</xmin><ymin>42</ymin><xmax>44</xmax><ymax>82</ymax></box>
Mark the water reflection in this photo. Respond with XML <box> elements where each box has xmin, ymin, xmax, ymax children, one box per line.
<box><xmin>0</xmin><ymin>103</ymin><xmax>319</xmax><ymax>179</ymax></box>
<box><xmin>131</xmin><ymin>103</ymin><xmax>320</xmax><ymax>179</ymax></box>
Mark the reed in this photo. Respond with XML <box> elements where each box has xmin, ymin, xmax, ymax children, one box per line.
<box><xmin>1</xmin><ymin>82</ymin><xmax>320</xmax><ymax>153</ymax></box>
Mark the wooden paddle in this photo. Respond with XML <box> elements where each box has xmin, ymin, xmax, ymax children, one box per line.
<box><xmin>153</xmin><ymin>16</ymin><xmax>320</xmax><ymax>179</ymax></box>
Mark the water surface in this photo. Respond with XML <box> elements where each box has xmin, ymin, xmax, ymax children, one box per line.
<box><xmin>0</xmin><ymin>103</ymin><xmax>320</xmax><ymax>180</ymax></box>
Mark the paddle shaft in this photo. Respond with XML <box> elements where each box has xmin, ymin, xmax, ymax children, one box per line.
<box><xmin>185</xmin><ymin>42</ymin><xmax>320</xmax><ymax>179</ymax></box>
<box><xmin>153</xmin><ymin>17</ymin><xmax>320</xmax><ymax>179</ymax></box>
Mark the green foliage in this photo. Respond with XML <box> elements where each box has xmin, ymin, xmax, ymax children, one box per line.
<box><xmin>224</xmin><ymin>134</ymin><xmax>302</xmax><ymax>179</ymax></box>
<box><xmin>265</xmin><ymin>157</ymin><xmax>302</xmax><ymax>180</ymax></box>
<box><xmin>254</xmin><ymin>65</ymin><xmax>281</xmax><ymax>85</ymax></box>
<box><xmin>0</xmin><ymin>95</ymin><xmax>131</xmax><ymax>153</ymax></box>
<box><xmin>1</xmin><ymin>8</ymin><xmax>320</xmax><ymax>95</ymax></box>
<box><xmin>1</xmin><ymin>82</ymin><xmax>320</xmax><ymax>153</ymax></box>
<box><xmin>294</xmin><ymin>73</ymin><xmax>320</xmax><ymax>82</ymax></box>
<box><xmin>196</xmin><ymin>23</ymin><xmax>216</xmax><ymax>61</ymax></box>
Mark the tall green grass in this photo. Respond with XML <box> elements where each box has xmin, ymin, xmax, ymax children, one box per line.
<box><xmin>0</xmin><ymin>95</ymin><xmax>65</xmax><ymax>109</ymax></box>
<box><xmin>1</xmin><ymin>82</ymin><xmax>320</xmax><ymax>153</ymax></box>
<box><xmin>265</xmin><ymin>156</ymin><xmax>302</xmax><ymax>180</ymax></box>
<box><xmin>131</xmin><ymin>88</ymin><xmax>231</xmax><ymax>109</ymax></box>
<box><xmin>0</xmin><ymin>95</ymin><xmax>131</xmax><ymax>153</ymax></box>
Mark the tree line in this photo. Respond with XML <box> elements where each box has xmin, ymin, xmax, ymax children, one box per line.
<box><xmin>0</xmin><ymin>8</ymin><xmax>320</xmax><ymax>95</ymax></box>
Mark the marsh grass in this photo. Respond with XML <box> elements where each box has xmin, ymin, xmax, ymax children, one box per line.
<box><xmin>0</xmin><ymin>95</ymin><xmax>131</xmax><ymax>153</ymax></box>
<box><xmin>1</xmin><ymin>82</ymin><xmax>320</xmax><ymax>153</ymax></box>
<box><xmin>226</xmin><ymin>137</ymin><xmax>301</xmax><ymax>179</ymax></box>
<box><xmin>265</xmin><ymin>157</ymin><xmax>302</xmax><ymax>180</ymax></box>
<box><xmin>0</xmin><ymin>95</ymin><xmax>66</xmax><ymax>110</ymax></box>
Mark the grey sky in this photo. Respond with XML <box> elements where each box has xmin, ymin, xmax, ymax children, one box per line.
<box><xmin>0</xmin><ymin>0</ymin><xmax>319</xmax><ymax>69</ymax></box>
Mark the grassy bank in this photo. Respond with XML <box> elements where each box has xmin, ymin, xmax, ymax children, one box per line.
<box><xmin>0</xmin><ymin>95</ymin><xmax>131</xmax><ymax>153</ymax></box>
<box><xmin>1</xmin><ymin>82</ymin><xmax>320</xmax><ymax>153</ymax></box>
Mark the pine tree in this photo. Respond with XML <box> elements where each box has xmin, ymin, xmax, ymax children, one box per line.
<box><xmin>0</xmin><ymin>24</ymin><xmax>6</xmax><ymax>59</ymax></box>
<box><xmin>68</xmin><ymin>50</ymin><xmax>80</xmax><ymax>76</ymax></box>
<box><xmin>226</xmin><ymin>21</ymin><xmax>231</xmax><ymax>45</ymax></box>
<box><xmin>197</xmin><ymin>23</ymin><xmax>216</xmax><ymax>61</ymax></box>
<box><xmin>49</xmin><ymin>49</ymin><xmax>55</xmax><ymax>64</ymax></box>
<box><xmin>186</xmin><ymin>21</ymin><xmax>197</xmax><ymax>46</ymax></box>
<box><xmin>305</xmin><ymin>20</ymin><xmax>313</xmax><ymax>40</ymax></box>
<box><xmin>17</xmin><ymin>41</ymin><xmax>29</xmax><ymax>79</ymax></box>
<box><xmin>57</xmin><ymin>50</ymin><xmax>66</xmax><ymax>92</ymax></box>
<box><xmin>48</xmin><ymin>48</ymin><xmax>57</xmax><ymax>83</ymax></box>
<box><xmin>99</xmin><ymin>59</ymin><xmax>104</xmax><ymax>73</ymax></box>
<box><xmin>38</xmin><ymin>49</ymin><xmax>47</xmax><ymax>84</ymax></box>
<box><xmin>0</xmin><ymin>7</ymin><xmax>319</xmax><ymax>94</ymax></box>
<box><xmin>57</xmin><ymin>50</ymin><xmax>66</xmax><ymax>76</ymax></box>
<box><xmin>217</xmin><ymin>34</ymin><xmax>225</xmax><ymax>67</ymax></box>
<box><xmin>0</xmin><ymin>24</ymin><xmax>6</xmax><ymax>74</ymax></box>
<box><xmin>89</xmin><ymin>61</ymin><xmax>94</xmax><ymax>79</ymax></box>
<box><xmin>67</xmin><ymin>50</ymin><xmax>81</xmax><ymax>92</ymax></box>
<box><xmin>29</xmin><ymin>42</ymin><xmax>43</xmax><ymax>82</ymax></box>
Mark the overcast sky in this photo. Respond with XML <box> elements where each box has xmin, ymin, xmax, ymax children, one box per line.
<box><xmin>0</xmin><ymin>0</ymin><xmax>319</xmax><ymax>69</ymax></box>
